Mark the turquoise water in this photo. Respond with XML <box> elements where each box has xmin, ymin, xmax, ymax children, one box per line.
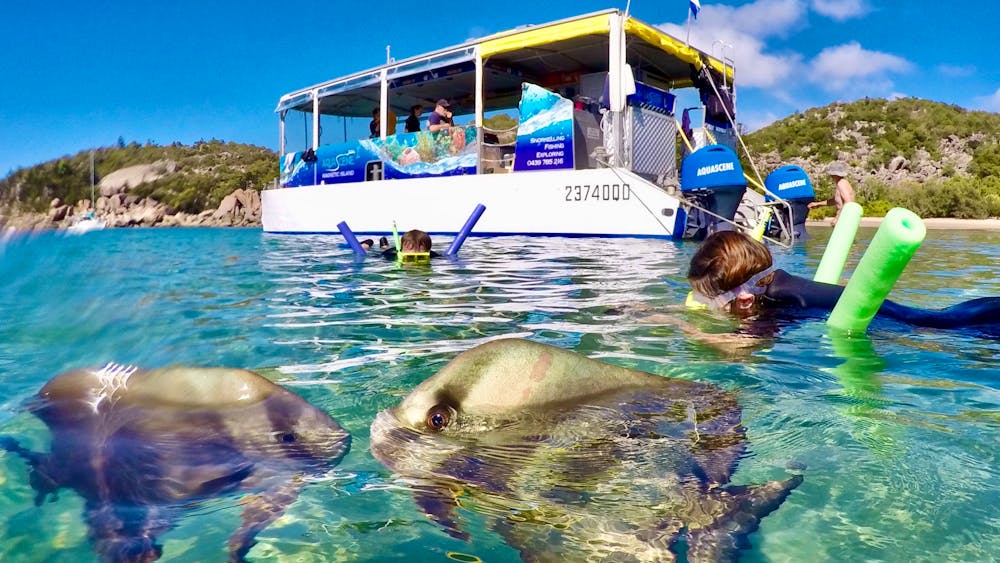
<box><xmin>0</xmin><ymin>227</ymin><xmax>998</xmax><ymax>562</ymax></box>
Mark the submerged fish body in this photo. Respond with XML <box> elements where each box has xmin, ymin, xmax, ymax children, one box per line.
<box><xmin>370</xmin><ymin>338</ymin><xmax>801</xmax><ymax>562</ymax></box>
<box><xmin>2</xmin><ymin>364</ymin><xmax>351</xmax><ymax>562</ymax></box>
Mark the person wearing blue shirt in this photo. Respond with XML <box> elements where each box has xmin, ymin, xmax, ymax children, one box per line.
<box><xmin>427</xmin><ymin>99</ymin><xmax>454</xmax><ymax>133</ymax></box>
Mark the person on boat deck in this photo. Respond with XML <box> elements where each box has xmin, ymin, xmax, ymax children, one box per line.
<box><xmin>369</xmin><ymin>107</ymin><xmax>398</xmax><ymax>138</ymax></box>
<box><xmin>405</xmin><ymin>105</ymin><xmax>424</xmax><ymax>133</ymax></box>
<box><xmin>427</xmin><ymin>99</ymin><xmax>454</xmax><ymax>133</ymax></box>
<box><xmin>683</xmin><ymin>230</ymin><xmax>999</xmax><ymax>336</ymax></box>
<box><xmin>382</xmin><ymin>229</ymin><xmax>441</xmax><ymax>260</ymax></box>
<box><xmin>808</xmin><ymin>161</ymin><xmax>856</xmax><ymax>226</ymax></box>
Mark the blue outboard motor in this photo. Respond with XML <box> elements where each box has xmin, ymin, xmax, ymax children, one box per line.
<box><xmin>679</xmin><ymin>144</ymin><xmax>747</xmax><ymax>239</ymax></box>
<box><xmin>764</xmin><ymin>165</ymin><xmax>815</xmax><ymax>240</ymax></box>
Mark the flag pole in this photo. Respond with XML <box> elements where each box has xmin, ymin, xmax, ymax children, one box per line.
<box><xmin>685</xmin><ymin>9</ymin><xmax>692</xmax><ymax>46</ymax></box>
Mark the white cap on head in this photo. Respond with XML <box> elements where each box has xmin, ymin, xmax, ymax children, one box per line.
<box><xmin>826</xmin><ymin>161</ymin><xmax>849</xmax><ymax>177</ymax></box>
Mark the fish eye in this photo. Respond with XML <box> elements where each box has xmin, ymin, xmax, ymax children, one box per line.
<box><xmin>425</xmin><ymin>406</ymin><xmax>451</xmax><ymax>431</ymax></box>
<box><xmin>280</xmin><ymin>432</ymin><xmax>297</xmax><ymax>443</ymax></box>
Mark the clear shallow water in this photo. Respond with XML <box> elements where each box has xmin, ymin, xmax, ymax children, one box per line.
<box><xmin>0</xmin><ymin>227</ymin><xmax>998</xmax><ymax>562</ymax></box>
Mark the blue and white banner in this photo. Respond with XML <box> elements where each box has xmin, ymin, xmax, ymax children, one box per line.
<box><xmin>512</xmin><ymin>82</ymin><xmax>574</xmax><ymax>172</ymax></box>
<box><xmin>690</xmin><ymin>0</ymin><xmax>701</xmax><ymax>19</ymax></box>
<box><xmin>280</xmin><ymin>127</ymin><xmax>479</xmax><ymax>187</ymax></box>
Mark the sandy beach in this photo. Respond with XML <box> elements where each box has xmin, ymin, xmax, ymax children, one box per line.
<box><xmin>807</xmin><ymin>217</ymin><xmax>1000</xmax><ymax>231</ymax></box>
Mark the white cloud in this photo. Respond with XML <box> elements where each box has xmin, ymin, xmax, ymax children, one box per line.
<box><xmin>466</xmin><ymin>26</ymin><xmax>490</xmax><ymax>42</ymax></box>
<box><xmin>974</xmin><ymin>88</ymin><xmax>1000</xmax><ymax>112</ymax></box>
<box><xmin>697</xmin><ymin>0</ymin><xmax>806</xmax><ymax>39</ymax></box>
<box><xmin>808</xmin><ymin>41</ymin><xmax>912</xmax><ymax>94</ymax></box>
<box><xmin>657</xmin><ymin>0</ymin><xmax>806</xmax><ymax>90</ymax></box>
<box><xmin>653</xmin><ymin>0</ymin><xmax>910</xmax><ymax>127</ymax></box>
<box><xmin>937</xmin><ymin>64</ymin><xmax>975</xmax><ymax>78</ymax></box>
<box><xmin>811</xmin><ymin>0</ymin><xmax>869</xmax><ymax>21</ymax></box>
<box><xmin>740</xmin><ymin>110</ymin><xmax>783</xmax><ymax>133</ymax></box>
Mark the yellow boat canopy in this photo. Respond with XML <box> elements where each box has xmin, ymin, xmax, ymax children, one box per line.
<box><xmin>479</xmin><ymin>13</ymin><xmax>611</xmax><ymax>58</ymax></box>
<box><xmin>479</xmin><ymin>12</ymin><xmax>733</xmax><ymax>86</ymax></box>
<box><xmin>277</xmin><ymin>9</ymin><xmax>734</xmax><ymax>117</ymax></box>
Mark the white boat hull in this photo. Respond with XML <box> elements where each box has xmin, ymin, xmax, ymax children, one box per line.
<box><xmin>66</xmin><ymin>218</ymin><xmax>106</xmax><ymax>234</ymax></box>
<box><xmin>262</xmin><ymin>168</ymin><xmax>682</xmax><ymax>238</ymax></box>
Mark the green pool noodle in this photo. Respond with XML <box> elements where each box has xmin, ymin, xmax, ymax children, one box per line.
<box><xmin>827</xmin><ymin>331</ymin><xmax>896</xmax><ymax>458</ymax></box>
<box><xmin>814</xmin><ymin>201</ymin><xmax>863</xmax><ymax>284</ymax></box>
<box><xmin>827</xmin><ymin>207</ymin><xmax>926</xmax><ymax>334</ymax></box>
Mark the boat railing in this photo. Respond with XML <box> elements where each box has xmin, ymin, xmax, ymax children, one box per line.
<box><xmin>686</xmin><ymin>60</ymin><xmax>796</xmax><ymax>247</ymax></box>
<box><xmin>478</xmin><ymin>124</ymin><xmax>517</xmax><ymax>174</ymax></box>
<box><xmin>587</xmin><ymin>102</ymin><xmax>794</xmax><ymax>246</ymax></box>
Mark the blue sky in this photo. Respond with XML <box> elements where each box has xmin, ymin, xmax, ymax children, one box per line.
<box><xmin>2</xmin><ymin>0</ymin><xmax>997</xmax><ymax>177</ymax></box>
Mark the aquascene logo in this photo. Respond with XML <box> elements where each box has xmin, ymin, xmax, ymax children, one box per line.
<box><xmin>696</xmin><ymin>162</ymin><xmax>735</xmax><ymax>176</ymax></box>
<box><xmin>778</xmin><ymin>179</ymin><xmax>807</xmax><ymax>190</ymax></box>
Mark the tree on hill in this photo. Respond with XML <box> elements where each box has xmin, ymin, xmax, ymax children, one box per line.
<box><xmin>0</xmin><ymin>140</ymin><xmax>278</xmax><ymax>214</ymax></box>
<box><xmin>743</xmin><ymin>97</ymin><xmax>1000</xmax><ymax>219</ymax></box>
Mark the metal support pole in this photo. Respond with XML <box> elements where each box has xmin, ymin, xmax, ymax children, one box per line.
<box><xmin>311</xmin><ymin>90</ymin><xmax>320</xmax><ymax>150</ymax></box>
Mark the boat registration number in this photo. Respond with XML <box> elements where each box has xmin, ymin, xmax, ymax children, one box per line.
<box><xmin>564</xmin><ymin>183</ymin><xmax>631</xmax><ymax>202</ymax></box>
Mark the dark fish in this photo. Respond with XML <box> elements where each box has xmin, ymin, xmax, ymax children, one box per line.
<box><xmin>1</xmin><ymin>363</ymin><xmax>350</xmax><ymax>562</ymax></box>
<box><xmin>370</xmin><ymin>338</ymin><xmax>800</xmax><ymax>562</ymax></box>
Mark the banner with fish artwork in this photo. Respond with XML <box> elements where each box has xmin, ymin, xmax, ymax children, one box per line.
<box><xmin>512</xmin><ymin>82</ymin><xmax>574</xmax><ymax>172</ymax></box>
<box><xmin>366</xmin><ymin>126</ymin><xmax>478</xmax><ymax>179</ymax></box>
<box><xmin>280</xmin><ymin>127</ymin><xmax>479</xmax><ymax>186</ymax></box>
<box><xmin>280</xmin><ymin>140</ymin><xmax>380</xmax><ymax>187</ymax></box>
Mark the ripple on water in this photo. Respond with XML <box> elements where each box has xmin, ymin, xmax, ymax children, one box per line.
<box><xmin>0</xmin><ymin>228</ymin><xmax>997</xmax><ymax>561</ymax></box>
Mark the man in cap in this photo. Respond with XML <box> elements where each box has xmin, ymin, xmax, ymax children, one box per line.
<box><xmin>808</xmin><ymin>160</ymin><xmax>856</xmax><ymax>226</ymax></box>
<box><xmin>427</xmin><ymin>99</ymin><xmax>454</xmax><ymax>133</ymax></box>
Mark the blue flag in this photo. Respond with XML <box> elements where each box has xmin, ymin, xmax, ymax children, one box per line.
<box><xmin>690</xmin><ymin>0</ymin><xmax>701</xmax><ymax>19</ymax></box>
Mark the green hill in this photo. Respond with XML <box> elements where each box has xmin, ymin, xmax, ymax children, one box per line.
<box><xmin>1</xmin><ymin>139</ymin><xmax>277</xmax><ymax>215</ymax></box>
<box><xmin>743</xmin><ymin>97</ymin><xmax>1000</xmax><ymax>218</ymax></box>
<box><xmin>4</xmin><ymin>98</ymin><xmax>999</xmax><ymax>227</ymax></box>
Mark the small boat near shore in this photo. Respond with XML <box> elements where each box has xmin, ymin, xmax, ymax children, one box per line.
<box><xmin>66</xmin><ymin>212</ymin><xmax>106</xmax><ymax>235</ymax></box>
<box><xmin>66</xmin><ymin>151</ymin><xmax>106</xmax><ymax>235</ymax></box>
<box><xmin>263</xmin><ymin>9</ymin><xmax>797</xmax><ymax>241</ymax></box>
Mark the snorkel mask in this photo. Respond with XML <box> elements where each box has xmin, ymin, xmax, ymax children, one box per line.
<box><xmin>691</xmin><ymin>267</ymin><xmax>774</xmax><ymax>310</ymax></box>
<box><xmin>398</xmin><ymin>252</ymin><xmax>431</xmax><ymax>264</ymax></box>
<box><xmin>392</xmin><ymin>222</ymin><xmax>432</xmax><ymax>265</ymax></box>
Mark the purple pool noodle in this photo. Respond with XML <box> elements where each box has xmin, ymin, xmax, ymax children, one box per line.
<box><xmin>337</xmin><ymin>221</ymin><xmax>367</xmax><ymax>256</ymax></box>
<box><xmin>446</xmin><ymin>204</ymin><xmax>486</xmax><ymax>256</ymax></box>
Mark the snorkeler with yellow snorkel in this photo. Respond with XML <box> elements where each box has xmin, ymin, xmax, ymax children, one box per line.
<box><xmin>381</xmin><ymin>228</ymin><xmax>441</xmax><ymax>263</ymax></box>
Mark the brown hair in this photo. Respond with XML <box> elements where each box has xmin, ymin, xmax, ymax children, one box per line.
<box><xmin>400</xmin><ymin>229</ymin><xmax>432</xmax><ymax>252</ymax></box>
<box><xmin>687</xmin><ymin>231</ymin><xmax>772</xmax><ymax>297</ymax></box>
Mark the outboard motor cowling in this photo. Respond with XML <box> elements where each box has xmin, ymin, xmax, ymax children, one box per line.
<box><xmin>679</xmin><ymin>144</ymin><xmax>747</xmax><ymax>239</ymax></box>
<box><xmin>764</xmin><ymin>165</ymin><xmax>815</xmax><ymax>240</ymax></box>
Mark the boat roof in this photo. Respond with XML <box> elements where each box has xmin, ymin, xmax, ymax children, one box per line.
<box><xmin>276</xmin><ymin>9</ymin><xmax>734</xmax><ymax>118</ymax></box>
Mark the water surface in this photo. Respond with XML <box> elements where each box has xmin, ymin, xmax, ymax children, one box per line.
<box><xmin>0</xmin><ymin>227</ymin><xmax>997</xmax><ymax>561</ymax></box>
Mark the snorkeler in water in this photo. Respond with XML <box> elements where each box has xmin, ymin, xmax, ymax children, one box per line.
<box><xmin>382</xmin><ymin>229</ymin><xmax>441</xmax><ymax>262</ymax></box>
<box><xmin>685</xmin><ymin>230</ymin><xmax>999</xmax><ymax>336</ymax></box>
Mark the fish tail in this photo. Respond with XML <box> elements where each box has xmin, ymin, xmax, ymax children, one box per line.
<box><xmin>686</xmin><ymin>474</ymin><xmax>803</xmax><ymax>563</ymax></box>
<box><xmin>86</xmin><ymin>503</ymin><xmax>165</xmax><ymax>563</ymax></box>
<box><xmin>93</xmin><ymin>535</ymin><xmax>164</xmax><ymax>563</ymax></box>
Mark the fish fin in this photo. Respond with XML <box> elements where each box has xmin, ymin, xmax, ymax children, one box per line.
<box><xmin>0</xmin><ymin>436</ymin><xmax>59</xmax><ymax>505</ymax></box>
<box><xmin>85</xmin><ymin>502</ymin><xmax>170</xmax><ymax>563</ymax></box>
<box><xmin>194</xmin><ymin>462</ymin><xmax>254</xmax><ymax>497</ymax></box>
<box><xmin>686</xmin><ymin>475</ymin><xmax>803</xmax><ymax>563</ymax></box>
<box><xmin>0</xmin><ymin>435</ymin><xmax>40</xmax><ymax>463</ymax></box>
<box><xmin>227</xmin><ymin>478</ymin><xmax>306</xmax><ymax>563</ymax></box>
<box><xmin>413</xmin><ymin>486</ymin><xmax>469</xmax><ymax>541</ymax></box>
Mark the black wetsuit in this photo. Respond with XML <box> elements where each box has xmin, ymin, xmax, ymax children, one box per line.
<box><xmin>762</xmin><ymin>269</ymin><xmax>1000</xmax><ymax>336</ymax></box>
